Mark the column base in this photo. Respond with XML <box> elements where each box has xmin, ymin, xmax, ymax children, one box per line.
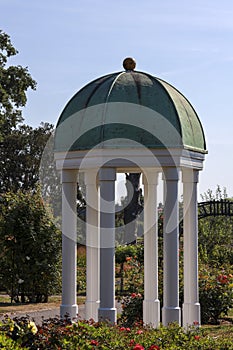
<box><xmin>143</xmin><ymin>299</ymin><xmax>160</xmax><ymax>328</ymax></box>
<box><xmin>182</xmin><ymin>302</ymin><xmax>201</xmax><ymax>328</ymax></box>
<box><xmin>162</xmin><ymin>306</ymin><xmax>181</xmax><ymax>326</ymax></box>
<box><xmin>98</xmin><ymin>307</ymin><xmax>117</xmax><ymax>324</ymax></box>
<box><xmin>85</xmin><ymin>300</ymin><xmax>100</xmax><ymax>322</ymax></box>
<box><xmin>60</xmin><ymin>304</ymin><xmax>78</xmax><ymax>320</ymax></box>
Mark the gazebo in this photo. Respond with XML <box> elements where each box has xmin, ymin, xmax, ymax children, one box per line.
<box><xmin>54</xmin><ymin>58</ymin><xmax>207</xmax><ymax>328</ymax></box>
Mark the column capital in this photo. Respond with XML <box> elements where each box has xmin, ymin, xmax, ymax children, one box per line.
<box><xmin>182</xmin><ymin>168</ymin><xmax>199</xmax><ymax>183</ymax></box>
<box><xmin>163</xmin><ymin>167</ymin><xmax>179</xmax><ymax>181</ymax></box>
<box><xmin>61</xmin><ymin>169</ymin><xmax>78</xmax><ymax>183</ymax></box>
<box><xmin>99</xmin><ymin>168</ymin><xmax>116</xmax><ymax>181</ymax></box>
<box><xmin>84</xmin><ymin>169</ymin><xmax>98</xmax><ymax>185</ymax></box>
<box><xmin>143</xmin><ymin>170</ymin><xmax>160</xmax><ymax>185</ymax></box>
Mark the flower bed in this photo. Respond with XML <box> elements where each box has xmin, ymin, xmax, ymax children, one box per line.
<box><xmin>0</xmin><ymin>316</ymin><xmax>233</xmax><ymax>349</ymax></box>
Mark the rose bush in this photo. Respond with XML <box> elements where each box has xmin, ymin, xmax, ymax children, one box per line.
<box><xmin>199</xmin><ymin>265</ymin><xmax>233</xmax><ymax>324</ymax></box>
<box><xmin>1</xmin><ymin>317</ymin><xmax>233</xmax><ymax>349</ymax></box>
<box><xmin>120</xmin><ymin>292</ymin><xmax>143</xmax><ymax>327</ymax></box>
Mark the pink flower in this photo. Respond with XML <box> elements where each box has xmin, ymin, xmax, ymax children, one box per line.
<box><xmin>133</xmin><ymin>344</ymin><xmax>145</xmax><ymax>350</ymax></box>
<box><xmin>131</xmin><ymin>292</ymin><xmax>142</xmax><ymax>299</ymax></box>
<box><xmin>149</xmin><ymin>346</ymin><xmax>160</xmax><ymax>350</ymax></box>
<box><xmin>120</xmin><ymin>326</ymin><xmax>130</xmax><ymax>332</ymax></box>
<box><xmin>136</xmin><ymin>329</ymin><xmax>143</xmax><ymax>334</ymax></box>
<box><xmin>129</xmin><ymin>339</ymin><xmax>135</xmax><ymax>346</ymax></box>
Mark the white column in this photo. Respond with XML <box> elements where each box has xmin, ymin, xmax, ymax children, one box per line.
<box><xmin>162</xmin><ymin>167</ymin><xmax>181</xmax><ymax>326</ymax></box>
<box><xmin>98</xmin><ymin>168</ymin><xmax>117</xmax><ymax>323</ymax></box>
<box><xmin>143</xmin><ymin>171</ymin><xmax>160</xmax><ymax>328</ymax></box>
<box><xmin>85</xmin><ymin>170</ymin><xmax>100</xmax><ymax>321</ymax></box>
<box><xmin>182</xmin><ymin>169</ymin><xmax>200</xmax><ymax>327</ymax></box>
<box><xmin>60</xmin><ymin>169</ymin><xmax>78</xmax><ymax>319</ymax></box>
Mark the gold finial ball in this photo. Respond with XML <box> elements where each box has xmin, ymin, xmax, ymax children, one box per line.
<box><xmin>123</xmin><ymin>57</ymin><xmax>136</xmax><ymax>71</ymax></box>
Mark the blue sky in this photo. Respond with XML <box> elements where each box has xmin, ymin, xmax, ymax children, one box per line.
<box><xmin>1</xmin><ymin>0</ymin><xmax>233</xmax><ymax>199</ymax></box>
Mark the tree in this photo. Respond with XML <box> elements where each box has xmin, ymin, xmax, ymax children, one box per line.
<box><xmin>0</xmin><ymin>187</ymin><xmax>61</xmax><ymax>303</ymax></box>
<box><xmin>0</xmin><ymin>30</ymin><xmax>36</xmax><ymax>138</ymax></box>
<box><xmin>0</xmin><ymin>122</ymin><xmax>55</xmax><ymax>193</ymax></box>
<box><xmin>0</xmin><ymin>30</ymin><xmax>43</xmax><ymax>194</ymax></box>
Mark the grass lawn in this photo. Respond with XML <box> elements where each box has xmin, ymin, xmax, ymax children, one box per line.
<box><xmin>228</xmin><ymin>308</ymin><xmax>233</xmax><ymax>317</ymax></box>
<box><xmin>202</xmin><ymin>324</ymin><xmax>233</xmax><ymax>337</ymax></box>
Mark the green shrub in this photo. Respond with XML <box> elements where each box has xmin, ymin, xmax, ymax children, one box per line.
<box><xmin>199</xmin><ymin>265</ymin><xmax>233</xmax><ymax>324</ymax></box>
<box><xmin>120</xmin><ymin>292</ymin><xmax>143</xmax><ymax>327</ymax></box>
<box><xmin>0</xmin><ymin>316</ymin><xmax>38</xmax><ymax>349</ymax></box>
<box><xmin>0</xmin><ymin>188</ymin><xmax>62</xmax><ymax>303</ymax></box>
<box><xmin>115</xmin><ymin>245</ymin><xmax>144</xmax><ymax>295</ymax></box>
<box><xmin>1</xmin><ymin>316</ymin><xmax>233</xmax><ymax>349</ymax></box>
<box><xmin>77</xmin><ymin>251</ymin><xmax>86</xmax><ymax>294</ymax></box>
<box><xmin>0</xmin><ymin>333</ymin><xmax>27</xmax><ymax>349</ymax></box>
<box><xmin>119</xmin><ymin>265</ymin><xmax>233</xmax><ymax>326</ymax></box>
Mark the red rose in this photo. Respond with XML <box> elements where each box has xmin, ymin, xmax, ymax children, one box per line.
<box><xmin>194</xmin><ymin>335</ymin><xmax>200</xmax><ymax>340</ymax></box>
<box><xmin>217</xmin><ymin>274</ymin><xmax>229</xmax><ymax>284</ymax></box>
<box><xmin>90</xmin><ymin>339</ymin><xmax>99</xmax><ymax>346</ymax></box>
<box><xmin>133</xmin><ymin>344</ymin><xmax>145</xmax><ymax>350</ymax></box>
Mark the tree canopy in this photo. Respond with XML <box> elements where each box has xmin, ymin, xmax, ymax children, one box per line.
<box><xmin>0</xmin><ymin>122</ymin><xmax>54</xmax><ymax>193</ymax></box>
<box><xmin>0</xmin><ymin>30</ymin><xmax>36</xmax><ymax>137</ymax></box>
<box><xmin>0</xmin><ymin>30</ymin><xmax>62</xmax><ymax>302</ymax></box>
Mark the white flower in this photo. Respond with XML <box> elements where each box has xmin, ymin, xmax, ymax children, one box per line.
<box><xmin>18</xmin><ymin>278</ymin><xmax>24</xmax><ymax>284</ymax></box>
<box><xmin>26</xmin><ymin>256</ymin><xmax>30</xmax><ymax>261</ymax></box>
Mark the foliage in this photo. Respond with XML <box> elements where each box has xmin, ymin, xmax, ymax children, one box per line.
<box><xmin>0</xmin><ymin>122</ymin><xmax>55</xmax><ymax>194</ymax></box>
<box><xmin>115</xmin><ymin>243</ymin><xmax>233</xmax><ymax>325</ymax></box>
<box><xmin>120</xmin><ymin>292</ymin><xmax>143</xmax><ymax>327</ymax></box>
<box><xmin>77</xmin><ymin>247</ymin><xmax>86</xmax><ymax>294</ymax></box>
<box><xmin>0</xmin><ymin>315</ymin><xmax>37</xmax><ymax>348</ymax></box>
<box><xmin>200</xmin><ymin>185</ymin><xmax>228</xmax><ymax>202</ymax></box>
<box><xmin>115</xmin><ymin>245</ymin><xmax>140</xmax><ymax>265</ymax></box>
<box><xmin>115</xmin><ymin>245</ymin><xmax>144</xmax><ymax>295</ymax></box>
<box><xmin>0</xmin><ymin>333</ymin><xmax>27</xmax><ymax>349</ymax></box>
<box><xmin>0</xmin><ymin>187</ymin><xmax>61</xmax><ymax>302</ymax></box>
<box><xmin>1</xmin><ymin>316</ymin><xmax>233</xmax><ymax>349</ymax></box>
<box><xmin>0</xmin><ymin>30</ymin><xmax>36</xmax><ymax>138</ymax></box>
<box><xmin>199</xmin><ymin>265</ymin><xmax>233</xmax><ymax>324</ymax></box>
<box><xmin>198</xmin><ymin>186</ymin><xmax>233</xmax><ymax>266</ymax></box>
<box><xmin>0</xmin><ymin>30</ymin><xmax>63</xmax><ymax>219</ymax></box>
<box><xmin>199</xmin><ymin>215</ymin><xmax>233</xmax><ymax>266</ymax></box>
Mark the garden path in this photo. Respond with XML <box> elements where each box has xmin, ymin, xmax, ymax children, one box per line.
<box><xmin>0</xmin><ymin>302</ymin><xmax>122</xmax><ymax>325</ymax></box>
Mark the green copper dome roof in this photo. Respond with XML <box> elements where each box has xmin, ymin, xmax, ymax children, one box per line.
<box><xmin>55</xmin><ymin>65</ymin><xmax>207</xmax><ymax>154</ymax></box>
